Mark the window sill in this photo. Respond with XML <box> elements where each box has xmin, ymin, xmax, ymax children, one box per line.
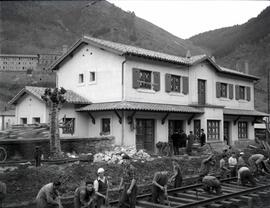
<box><xmin>169</xmin><ymin>92</ymin><xmax>184</xmax><ymax>97</ymax></box>
<box><xmin>219</xmin><ymin>97</ymin><xmax>229</xmax><ymax>101</ymax></box>
<box><xmin>136</xmin><ymin>88</ymin><xmax>156</xmax><ymax>94</ymax></box>
<box><xmin>88</xmin><ymin>81</ymin><xmax>97</xmax><ymax>85</ymax></box>
<box><xmin>77</xmin><ymin>83</ymin><xmax>86</xmax><ymax>87</ymax></box>
<box><xmin>238</xmin><ymin>99</ymin><xmax>248</xmax><ymax>103</ymax></box>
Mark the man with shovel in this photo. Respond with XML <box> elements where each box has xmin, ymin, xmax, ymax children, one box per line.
<box><xmin>94</xmin><ymin>168</ymin><xmax>109</xmax><ymax>208</ymax></box>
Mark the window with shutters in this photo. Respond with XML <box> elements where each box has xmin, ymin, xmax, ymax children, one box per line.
<box><xmin>207</xmin><ymin>120</ymin><xmax>220</xmax><ymax>140</ymax></box>
<box><xmin>239</xmin><ymin>86</ymin><xmax>245</xmax><ymax>100</ymax></box>
<box><xmin>220</xmin><ymin>83</ymin><xmax>227</xmax><ymax>98</ymax></box>
<box><xmin>139</xmin><ymin>70</ymin><xmax>152</xmax><ymax>89</ymax></box>
<box><xmin>171</xmin><ymin>75</ymin><xmax>181</xmax><ymax>92</ymax></box>
<box><xmin>238</xmin><ymin>122</ymin><xmax>248</xmax><ymax>139</ymax></box>
<box><xmin>101</xmin><ymin>118</ymin><xmax>111</xmax><ymax>135</ymax></box>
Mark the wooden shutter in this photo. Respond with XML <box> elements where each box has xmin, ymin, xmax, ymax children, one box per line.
<box><xmin>216</xmin><ymin>82</ymin><xmax>221</xmax><ymax>98</ymax></box>
<box><xmin>132</xmin><ymin>68</ymin><xmax>140</xmax><ymax>89</ymax></box>
<box><xmin>182</xmin><ymin>76</ymin><xmax>189</xmax><ymax>95</ymax></box>
<box><xmin>165</xmin><ymin>73</ymin><xmax>171</xmax><ymax>92</ymax></box>
<box><xmin>246</xmin><ymin>86</ymin><xmax>251</xmax><ymax>101</ymax></box>
<box><xmin>229</xmin><ymin>84</ymin><xmax>234</xmax><ymax>99</ymax></box>
<box><xmin>153</xmin><ymin>71</ymin><xmax>160</xmax><ymax>91</ymax></box>
<box><xmin>235</xmin><ymin>85</ymin><xmax>239</xmax><ymax>100</ymax></box>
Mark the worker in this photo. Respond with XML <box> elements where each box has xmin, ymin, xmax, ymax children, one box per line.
<box><xmin>202</xmin><ymin>175</ymin><xmax>222</xmax><ymax>194</ymax></box>
<box><xmin>186</xmin><ymin>131</ymin><xmax>195</xmax><ymax>155</ymax></box>
<box><xmin>35</xmin><ymin>181</ymin><xmax>62</xmax><ymax>208</ymax></box>
<box><xmin>118</xmin><ymin>154</ymin><xmax>137</xmax><ymax>208</ymax></box>
<box><xmin>171</xmin><ymin>130</ymin><xmax>180</xmax><ymax>155</ymax></box>
<box><xmin>199</xmin><ymin>129</ymin><xmax>206</xmax><ymax>146</ymax></box>
<box><xmin>168</xmin><ymin>160</ymin><xmax>182</xmax><ymax>188</ymax></box>
<box><xmin>248</xmin><ymin>154</ymin><xmax>265</xmax><ymax>175</ymax></box>
<box><xmin>237</xmin><ymin>166</ymin><xmax>256</xmax><ymax>186</ymax></box>
<box><xmin>152</xmin><ymin>171</ymin><xmax>169</xmax><ymax>204</ymax></box>
<box><xmin>219</xmin><ymin>154</ymin><xmax>230</xmax><ymax>179</ymax></box>
<box><xmin>228</xmin><ymin>152</ymin><xmax>238</xmax><ymax>177</ymax></box>
<box><xmin>94</xmin><ymin>168</ymin><xmax>109</xmax><ymax>208</ymax></box>
<box><xmin>237</xmin><ymin>152</ymin><xmax>246</xmax><ymax>169</ymax></box>
<box><xmin>34</xmin><ymin>146</ymin><xmax>42</xmax><ymax>167</ymax></box>
<box><xmin>199</xmin><ymin>154</ymin><xmax>216</xmax><ymax>179</ymax></box>
<box><xmin>0</xmin><ymin>181</ymin><xmax>6</xmax><ymax>207</ymax></box>
<box><xmin>74</xmin><ymin>181</ymin><xmax>96</xmax><ymax>208</ymax></box>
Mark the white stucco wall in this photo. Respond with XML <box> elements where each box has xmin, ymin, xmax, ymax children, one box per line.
<box><xmin>124</xmin><ymin>59</ymin><xmax>189</xmax><ymax>105</ymax></box>
<box><xmin>59</xmin><ymin>104</ymin><xmax>90</xmax><ymax>138</ymax></box>
<box><xmin>0</xmin><ymin>115</ymin><xmax>16</xmax><ymax>130</ymax></box>
<box><xmin>15</xmin><ymin>94</ymin><xmax>47</xmax><ymax>124</ymax></box>
<box><xmin>189</xmin><ymin>62</ymin><xmax>255</xmax><ymax>110</ymax></box>
<box><xmin>57</xmin><ymin>44</ymin><xmax>125</xmax><ymax>103</ymax></box>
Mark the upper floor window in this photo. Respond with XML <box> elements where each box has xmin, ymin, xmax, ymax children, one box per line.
<box><xmin>165</xmin><ymin>74</ymin><xmax>189</xmax><ymax>94</ymax></box>
<box><xmin>139</xmin><ymin>70</ymin><xmax>152</xmax><ymax>89</ymax></box>
<box><xmin>239</xmin><ymin>86</ymin><xmax>245</xmax><ymax>100</ymax></box>
<box><xmin>236</xmin><ymin>85</ymin><xmax>250</xmax><ymax>101</ymax></box>
<box><xmin>132</xmin><ymin>68</ymin><xmax>160</xmax><ymax>91</ymax></box>
<box><xmin>238</xmin><ymin>121</ymin><xmax>248</xmax><ymax>139</ymax></box>
<box><xmin>89</xmin><ymin>71</ymin><xmax>96</xmax><ymax>83</ymax></box>
<box><xmin>20</xmin><ymin>117</ymin><xmax>27</xmax><ymax>125</ymax></box>
<box><xmin>32</xmin><ymin>117</ymin><xmax>40</xmax><ymax>124</ymax></box>
<box><xmin>220</xmin><ymin>83</ymin><xmax>227</xmax><ymax>98</ymax></box>
<box><xmin>216</xmin><ymin>82</ymin><xmax>233</xmax><ymax>99</ymax></box>
<box><xmin>78</xmin><ymin>73</ymin><xmax>84</xmax><ymax>83</ymax></box>
<box><xmin>207</xmin><ymin>120</ymin><xmax>220</xmax><ymax>141</ymax></box>
<box><xmin>170</xmin><ymin>75</ymin><xmax>181</xmax><ymax>92</ymax></box>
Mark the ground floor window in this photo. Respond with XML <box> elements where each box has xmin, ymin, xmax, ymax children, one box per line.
<box><xmin>207</xmin><ymin>120</ymin><xmax>220</xmax><ymax>140</ymax></box>
<box><xmin>32</xmin><ymin>117</ymin><xmax>40</xmax><ymax>124</ymax></box>
<box><xmin>62</xmin><ymin>118</ymin><xmax>75</xmax><ymax>135</ymax></box>
<box><xmin>101</xmin><ymin>118</ymin><xmax>111</xmax><ymax>135</ymax></box>
<box><xmin>238</xmin><ymin>121</ymin><xmax>248</xmax><ymax>139</ymax></box>
<box><xmin>20</xmin><ymin>117</ymin><xmax>27</xmax><ymax>124</ymax></box>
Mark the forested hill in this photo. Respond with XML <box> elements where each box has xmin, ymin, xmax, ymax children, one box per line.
<box><xmin>189</xmin><ymin>6</ymin><xmax>270</xmax><ymax>112</ymax></box>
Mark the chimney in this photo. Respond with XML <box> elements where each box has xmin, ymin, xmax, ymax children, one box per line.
<box><xmin>186</xmin><ymin>50</ymin><xmax>191</xmax><ymax>59</ymax></box>
<box><xmin>211</xmin><ymin>56</ymin><xmax>215</xmax><ymax>62</ymax></box>
<box><xmin>244</xmin><ymin>60</ymin><xmax>249</xmax><ymax>74</ymax></box>
<box><xmin>236</xmin><ymin>62</ymin><xmax>240</xmax><ymax>72</ymax></box>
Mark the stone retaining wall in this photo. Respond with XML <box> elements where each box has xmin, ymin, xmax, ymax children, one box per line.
<box><xmin>0</xmin><ymin>136</ymin><xmax>114</xmax><ymax>160</ymax></box>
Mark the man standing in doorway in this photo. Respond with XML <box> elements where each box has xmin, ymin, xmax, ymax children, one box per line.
<box><xmin>186</xmin><ymin>131</ymin><xmax>195</xmax><ymax>155</ymax></box>
<box><xmin>171</xmin><ymin>130</ymin><xmax>180</xmax><ymax>155</ymax></box>
<box><xmin>200</xmin><ymin>129</ymin><xmax>206</xmax><ymax>146</ymax></box>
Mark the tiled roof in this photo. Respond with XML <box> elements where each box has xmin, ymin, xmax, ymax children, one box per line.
<box><xmin>76</xmin><ymin>101</ymin><xmax>203</xmax><ymax>113</ymax></box>
<box><xmin>219</xmin><ymin>67</ymin><xmax>259</xmax><ymax>80</ymax></box>
<box><xmin>9</xmin><ymin>86</ymin><xmax>91</xmax><ymax>105</ymax></box>
<box><xmin>49</xmin><ymin>36</ymin><xmax>259</xmax><ymax>80</ymax></box>
<box><xmin>0</xmin><ymin>110</ymin><xmax>15</xmax><ymax>116</ymax></box>
<box><xmin>0</xmin><ymin>54</ymin><xmax>38</xmax><ymax>58</ymax></box>
<box><xmin>223</xmin><ymin>108</ymin><xmax>268</xmax><ymax>117</ymax></box>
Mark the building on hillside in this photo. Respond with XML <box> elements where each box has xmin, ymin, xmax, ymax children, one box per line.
<box><xmin>0</xmin><ymin>110</ymin><xmax>15</xmax><ymax>131</ymax></box>
<box><xmin>0</xmin><ymin>54</ymin><xmax>38</xmax><ymax>71</ymax></box>
<box><xmin>37</xmin><ymin>53</ymin><xmax>61</xmax><ymax>70</ymax></box>
<box><xmin>10</xmin><ymin>36</ymin><xmax>268</xmax><ymax>152</ymax></box>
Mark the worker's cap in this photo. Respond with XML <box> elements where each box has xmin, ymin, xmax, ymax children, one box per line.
<box><xmin>240</xmin><ymin>152</ymin><xmax>245</xmax><ymax>155</ymax></box>
<box><xmin>97</xmin><ymin>168</ymin><xmax>105</xmax><ymax>173</ymax></box>
<box><xmin>121</xmin><ymin>154</ymin><xmax>131</xmax><ymax>160</ymax></box>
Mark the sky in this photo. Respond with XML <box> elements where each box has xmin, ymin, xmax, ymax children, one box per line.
<box><xmin>108</xmin><ymin>0</ymin><xmax>270</xmax><ymax>39</ymax></box>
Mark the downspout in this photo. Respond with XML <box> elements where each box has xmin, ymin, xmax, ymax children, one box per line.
<box><xmin>121</xmin><ymin>58</ymin><xmax>127</xmax><ymax>145</ymax></box>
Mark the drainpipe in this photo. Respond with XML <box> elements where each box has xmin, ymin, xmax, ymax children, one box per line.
<box><xmin>121</xmin><ymin>58</ymin><xmax>127</xmax><ymax>145</ymax></box>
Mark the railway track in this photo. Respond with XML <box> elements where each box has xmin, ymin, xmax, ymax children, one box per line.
<box><xmin>107</xmin><ymin>177</ymin><xmax>270</xmax><ymax>208</ymax></box>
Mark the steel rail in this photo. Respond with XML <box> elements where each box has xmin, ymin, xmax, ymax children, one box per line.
<box><xmin>108</xmin><ymin>177</ymin><xmax>237</xmax><ymax>206</ymax></box>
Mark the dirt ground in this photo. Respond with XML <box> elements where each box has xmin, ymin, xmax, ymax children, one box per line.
<box><xmin>1</xmin><ymin>156</ymin><xmax>208</xmax><ymax>206</ymax></box>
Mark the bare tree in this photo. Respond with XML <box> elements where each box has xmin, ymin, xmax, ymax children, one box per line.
<box><xmin>42</xmin><ymin>88</ymin><xmax>66</xmax><ymax>159</ymax></box>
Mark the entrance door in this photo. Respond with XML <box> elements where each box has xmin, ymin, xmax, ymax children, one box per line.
<box><xmin>194</xmin><ymin>120</ymin><xmax>201</xmax><ymax>141</ymax></box>
<box><xmin>198</xmin><ymin>79</ymin><xmax>206</xmax><ymax>105</ymax></box>
<box><xmin>224</xmin><ymin>121</ymin><xmax>230</xmax><ymax>145</ymax></box>
<box><xmin>168</xmin><ymin>120</ymin><xmax>183</xmax><ymax>141</ymax></box>
<box><xmin>136</xmin><ymin>119</ymin><xmax>155</xmax><ymax>152</ymax></box>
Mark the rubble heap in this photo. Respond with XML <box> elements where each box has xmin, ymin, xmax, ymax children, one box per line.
<box><xmin>93</xmin><ymin>146</ymin><xmax>153</xmax><ymax>164</ymax></box>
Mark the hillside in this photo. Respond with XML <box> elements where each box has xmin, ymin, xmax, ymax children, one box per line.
<box><xmin>0</xmin><ymin>0</ymin><xmax>205</xmax><ymax>110</ymax></box>
<box><xmin>190</xmin><ymin>6</ymin><xmax>270</xmax><ymax>112</ymax></box>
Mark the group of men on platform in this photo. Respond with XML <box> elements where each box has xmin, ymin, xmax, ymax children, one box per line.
<box><xmin>171</xmin><ymin>129</ymin><xmax>206</xmax><ymax>156</ymax></box>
